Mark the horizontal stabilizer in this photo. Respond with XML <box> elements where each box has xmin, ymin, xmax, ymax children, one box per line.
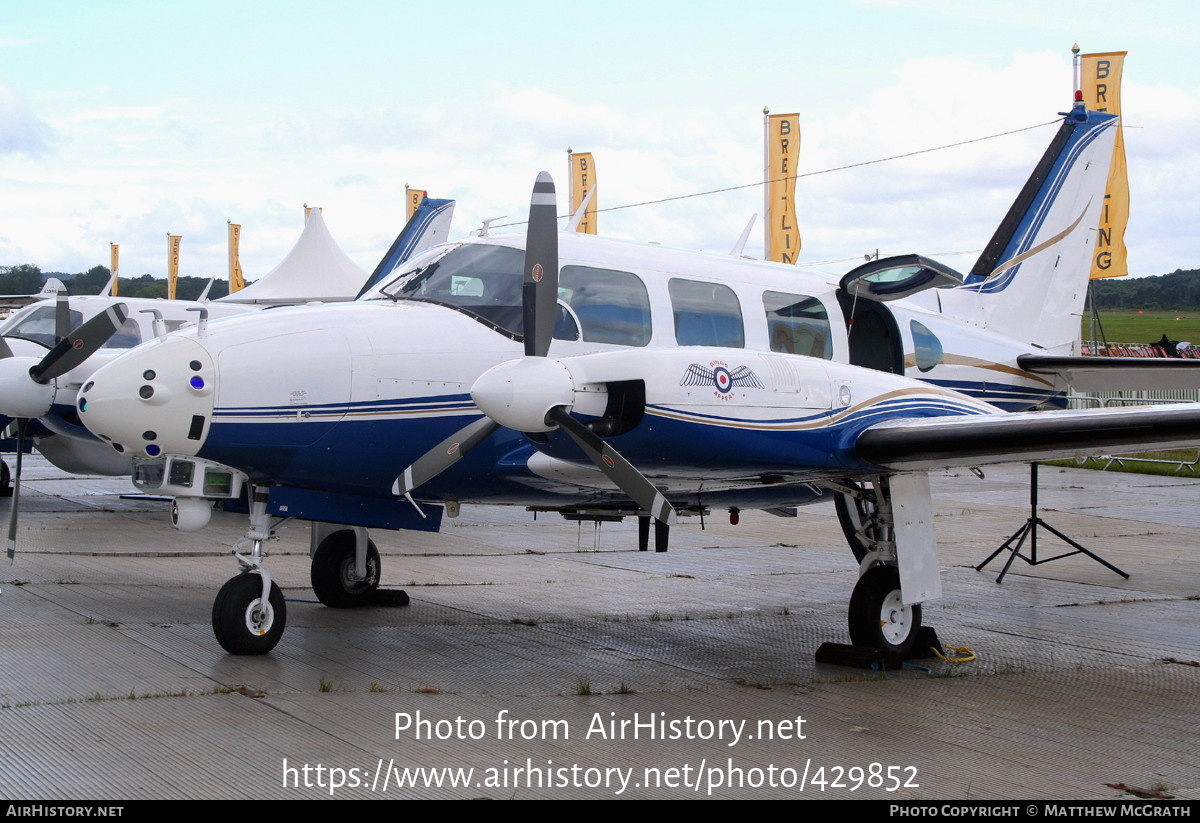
<box><xmin>856</xmin><ymin>403</ymin><xmax>1200</xmax><ymax>471</ymax></box>
<box><xmin>1018</xmin><ymin>354</ymin><xmax>1200</xmax><ymax>391</ymax></box>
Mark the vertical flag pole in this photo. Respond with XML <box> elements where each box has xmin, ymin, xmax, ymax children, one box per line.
<box><xmin>762</xmin><ymin>107</ymin><xmax>770</xmax><ymax>260</ymax></box>
<box><xmin>109</xmin><ymin>243</ymin><xmax>119</xmax><ymax>296</ymax></box>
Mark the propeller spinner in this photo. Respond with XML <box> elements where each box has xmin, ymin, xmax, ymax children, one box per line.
<box><xmin>393</xmin><ymin>173</ymin><xmax>675</xmax><ymax>530</ymax></box>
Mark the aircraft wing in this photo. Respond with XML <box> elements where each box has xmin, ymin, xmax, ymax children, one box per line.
<box><xmin>855</xmin><ymin>403</ymin><xmax>1200</xmax><ymax>472</ymax></box>
<box><xmin>1018</xmin><ymin>354</ymin><xmax>1200</xmax><ymax>391</ymax></box>
<box><xmin>0</xmin><ymin>295</ymin><xmax>44</xmax><ymax>310</ymax></box>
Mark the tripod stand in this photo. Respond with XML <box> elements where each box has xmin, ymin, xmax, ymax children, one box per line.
<box><xmin>976</xmin><ymin>463</ymin><xmax>1130</xmax><ymax>583</ymax></box>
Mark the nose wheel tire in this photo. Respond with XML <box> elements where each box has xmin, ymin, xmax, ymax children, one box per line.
<box><xmin>848</xmin><ymin>565</ymin><xmax>921</xmax><ymax>656</ymax></box>
<box><xmin>212</xmin><ymin>573</ymin><xmax>286</xmax><ymax>655</ymax></box>
<box><xmin>311</xmin><ymin>531</ymin><xmax>381</xmax><ymax>608</ymax></box>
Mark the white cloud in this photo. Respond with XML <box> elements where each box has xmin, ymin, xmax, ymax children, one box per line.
<box><xmin>0</xmin><ymin>83</ymin><xmax>56</xmax><ymax>156</ymax></box>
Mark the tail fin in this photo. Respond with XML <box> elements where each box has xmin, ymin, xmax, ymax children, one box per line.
<box><xmin>357</xmin><ymin>197</ymin><xmax>455</xmax><ymax>298</ymax></box>
<box><xmin>955</xmin><ymin>103</ymin><xmax>1118</xmax><ymax>353</ymax></box>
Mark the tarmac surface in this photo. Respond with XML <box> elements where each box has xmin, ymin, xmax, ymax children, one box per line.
<box><xmin>1</xmin><ymin>456</ymin><xmax>1197</xmax><ymax>800</ymax></box>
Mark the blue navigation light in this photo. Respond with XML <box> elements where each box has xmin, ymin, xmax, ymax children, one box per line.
<box><xmin>79</xmin><ymin>398</ymin><xmax>88</xmax><ymax>412</ymax></box>
<box><xmin>146</xmin><ymin>444</ymin><xmax>162</xmax><ymax>457</ymax></box>
<box><xmin>190</xmin><ymin>376</ymin><xmax>205</xmax><ymax>390</ymax></box>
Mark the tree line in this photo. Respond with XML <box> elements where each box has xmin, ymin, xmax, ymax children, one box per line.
<box><xmin>1090</xmin><ymin>268</ymin><xmax>1200</xmax><ymax>310</ymax></box>
<box><xmin>0</xmin><ymin>264</ymin><xmax>235</xmax><ymax>300</ymax></box>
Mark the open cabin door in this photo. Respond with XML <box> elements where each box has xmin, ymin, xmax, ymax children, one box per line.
<box><xmin>837</xmin><ymin>254</ymin><xmax>964</xmax><ymax>375</ymax></box>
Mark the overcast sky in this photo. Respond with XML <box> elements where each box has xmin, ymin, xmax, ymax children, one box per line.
<box><xmin>2</xmin><ymin>0</ymin><xmax>1196</xmax><ymax>284</ymax></box>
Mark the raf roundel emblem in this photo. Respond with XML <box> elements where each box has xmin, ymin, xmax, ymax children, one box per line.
<box><xmin>531</xmin><ymin>263</ymin><xmax>544</xmax><ymax>282</ymax></box>
<box><xmin>602</xmin><ymin>455</ymin><xmax>615</xmax><ymax>468</ymax></box>
<box><xmin>72</xmin><ymin>339</ymin><xmax>85</xmax><ymax>350</ymax></box>
<box><xmin>712</xmin><ymin>366</ymin><xmax>732</xmax><ymax>393</ymax></box>
<box><xmin>447</xmin><ymin>443</ymin><xmax>460</xmax><ymax>455</ymax></box>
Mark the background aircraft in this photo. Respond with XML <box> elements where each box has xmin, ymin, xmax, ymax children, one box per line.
<box><xmin>0</xmin><ymin>200</ymin><xmax>454</xmax><ymax>559</ymax></box>
<box><xmin>74</xmin><ymin>99</ymin><xmax>1200</xmax><ymax>658</ymax></box>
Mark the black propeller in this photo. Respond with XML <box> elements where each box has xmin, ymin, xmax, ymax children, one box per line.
<box><xmin>5</xmin><ymin>420</ymin><xmax>26</xmax><ymax>562</ymax></box>
<box><xmin>3</xmin><ymin>302</ymin><xmax>128</xmax><ymax>561</ymax></box>
<box><xmin>30</xmin><ymin>304</ymin><xmax>129</xmax><ymax>384</ymax></box>
<box><xmin>55</xmin><ymin>291</ymin><xmax>71</xmax><ymax>344</ymax></box>
<box><xmin>394</xmin><ymin>173</ymin><xmax>675</xmax><ymax>531</ymax></box>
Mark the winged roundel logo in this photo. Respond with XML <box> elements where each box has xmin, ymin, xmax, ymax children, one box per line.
<box><xmin>680</xmin><ymin>362</ymin><xmax>764</xmax><ymax>399</ymax></box>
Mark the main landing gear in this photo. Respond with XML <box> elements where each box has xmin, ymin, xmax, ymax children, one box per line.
<box><xmin>310</xmin><ymin>525</ymin><xmax>383</xmax><ymax>608</ymax></box>
<box><xmin>832</xmin><ymin>477</ymin><xmax>926</xmax><ymax>658</ymax></box>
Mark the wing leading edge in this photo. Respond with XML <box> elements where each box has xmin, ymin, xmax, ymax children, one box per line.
<box><xmin>855</xmin><ymin>403</ymin><xmax>1200</xmax><ymax>472</ymax></box>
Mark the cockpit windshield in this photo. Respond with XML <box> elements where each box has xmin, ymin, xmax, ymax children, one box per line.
<box><xmin>0</xmin><ymin>304</ymin><xmax>83</xmax><ymax>347</ymax></box>
<box><xmin>371</xmin><ymin>243</ymin><xmax>529</xmax><ymax>338</ymax></box>
<box><xmin>0</xmin><ymin>304</ymin><xmax>143</xmax><ymax>349</ymax></box>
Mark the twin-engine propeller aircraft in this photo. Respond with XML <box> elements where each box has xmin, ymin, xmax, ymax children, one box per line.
<box><xmin>76</xmin><ymin>97</ymin><xmax>1200</xmax><ymax>657</ymax></box>
<box><xmin>0</xmin><ymin>200</ymin><xmax>453</xmax><ymax>560</ymax></box>
<box><xmin>0</xmin><ymin>288</ymin><xmax>257</xmax><ymax>559</ymax></box>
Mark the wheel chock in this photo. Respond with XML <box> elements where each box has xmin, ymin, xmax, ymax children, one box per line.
<box><xmin>815</xmin><ymin>628</ymin><xmax>944</xmax><ymax>670</ymax></box>
<box><xmin>372</xmin><ymin>589</ymin><xmax>410</xmax><ymax>607</ymax></box>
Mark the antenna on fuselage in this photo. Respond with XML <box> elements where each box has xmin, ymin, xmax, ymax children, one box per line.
<box><xmin>565</xmin><ymin>186</ymin><xmax>596</xmax><ymax>233</ymax></box>
<box><xmin>473</xmin><ymin>216</ymin><xmax>508</xmax><ymax>237</ymax></box>
<box><xmin>729</xmin><ymin>214</ymin><xmax>757</xmax><ymax>258</ymax></box>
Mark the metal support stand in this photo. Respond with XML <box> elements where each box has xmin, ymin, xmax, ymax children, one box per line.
<box><xmin>976</xmin><ymin>464</ymin><xmax>1129</xmax><ymax>583</ymax></box>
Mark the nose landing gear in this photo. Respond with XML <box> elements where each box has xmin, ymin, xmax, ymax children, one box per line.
<box><xmin>212</xmin><ymin>485</ymin><xmax>289</xmax><ymax>655</ymax></box>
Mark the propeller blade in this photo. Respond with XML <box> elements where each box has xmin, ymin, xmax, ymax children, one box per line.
<box><xmin>29</xmin><ymin>303</ymin><xmax>128</xmax><ymax>384</ymax></box>
<box><xmin>547</xmin><ymin>406</ymin><xmax>676</xmax><ymax>526</ymax></box>
<box><xmin>522</xmin><ymin>172</ymin><xmax>559</xmax><ymax>358</ymax></box>
<box><xmin>55</xmin><ymin>292</ymin><xmax>70</xmax><ymax>343</ymax></box>
<box><xmin>6</xmin><ymin>419</ymin><xmax>26</xmax><ymax>561</ymax></box>
<box><xmin>0</xmin><ymin>336</ymin><xmax>13</xmax><ymax>360</ymax></box>
<box><xmin>392</xmin><ymin>416</ymin><xmax>500</xmax><ymax>496</ymax></box>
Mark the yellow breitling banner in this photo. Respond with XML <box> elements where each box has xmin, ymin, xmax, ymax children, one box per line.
<box><xmin>109</xmin><ymin>243</ymin><xmax>119</xmax><ymax>296</ymax></box>
<box><xmin>765</xmin><ymin>113</ymin><xmax>800</xmax><ymax>264</ymax></box>
<box><xmin>1081</xmin><ymin>51</ymin><xmax>1129</xmax><ymax>279</ymax></box>
<box><xmin>167</xmin><ymin>234</ymin><xmax>181</xmax><ymax>300</ymax></box>
<box><xmin>228</xmin><ymin>222</ymin><xmax>245</xmax><ymax>292</ymax></box>
<box><xmin>406</xmin><ymin>188</ymin><xmax>427</xmax><ymax>223</ymax></box>
<box><xmin>569</xmin><ymin>152</ymin><xmax>597</xmax><ymax>234</ymax></box>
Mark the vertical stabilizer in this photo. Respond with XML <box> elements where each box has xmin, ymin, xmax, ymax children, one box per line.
<box><xmin>358</xmin><ymin>197</ymin><xmax>456</xmax><ymax>297</ymax></box>
<box><xmin>957</xmin><ymin>105</ymin><xmax>1118</xmax><ymax>353</ymax></box>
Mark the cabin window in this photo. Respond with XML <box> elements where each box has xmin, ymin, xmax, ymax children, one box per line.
<box><xmin>558</xmin><ymin>266</ymin><xmax>651</xmax><ymax>346</ymax></box>
<box><xmin>104</xmin><ymin>317</ymin><xmax>142</xmax><ymax>349</ymax></box>
<box><xmin>910</xmin><ymin>320</ymin><xmax>943</xmax><ymax>372</ymax></box>
<box><xmin>669</xmin><ymin>278</ymin><xmax>744</xmax><ymax>348</ymax></box>
<box><xmin>763</xmin><ymin>291</ymin><xmax>832</xmax><ymax>359</ymax></box>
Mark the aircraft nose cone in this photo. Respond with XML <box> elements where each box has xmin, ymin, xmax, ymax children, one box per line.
<box><xmin>77</xmin><ymin>336</ymin><xmax>217</xmax><ymax>459</ymax></box>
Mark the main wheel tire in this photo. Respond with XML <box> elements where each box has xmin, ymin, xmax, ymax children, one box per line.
<box><xmin>0</xmin><ymin>458</ymin><xmax>11</xmax><ymax>497</ymax></box>
<box><xmin>848</xmin><ymin>565</ymin><xmax>922</xmax><ymax>656</ymax></box>
<box><xmin>311</xmin><ymin>531</ymin><xmax>381</xmax><ymax>608</ymax></box>
<box><xmin>834</xmin><ymin>491</ymin><xmax>878</xmax><ymax>564</ymax></box>
<box><xmin>212</xmin><ymin>573</ymin><xmax>286</xmax><ymax>655</ymax></box>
